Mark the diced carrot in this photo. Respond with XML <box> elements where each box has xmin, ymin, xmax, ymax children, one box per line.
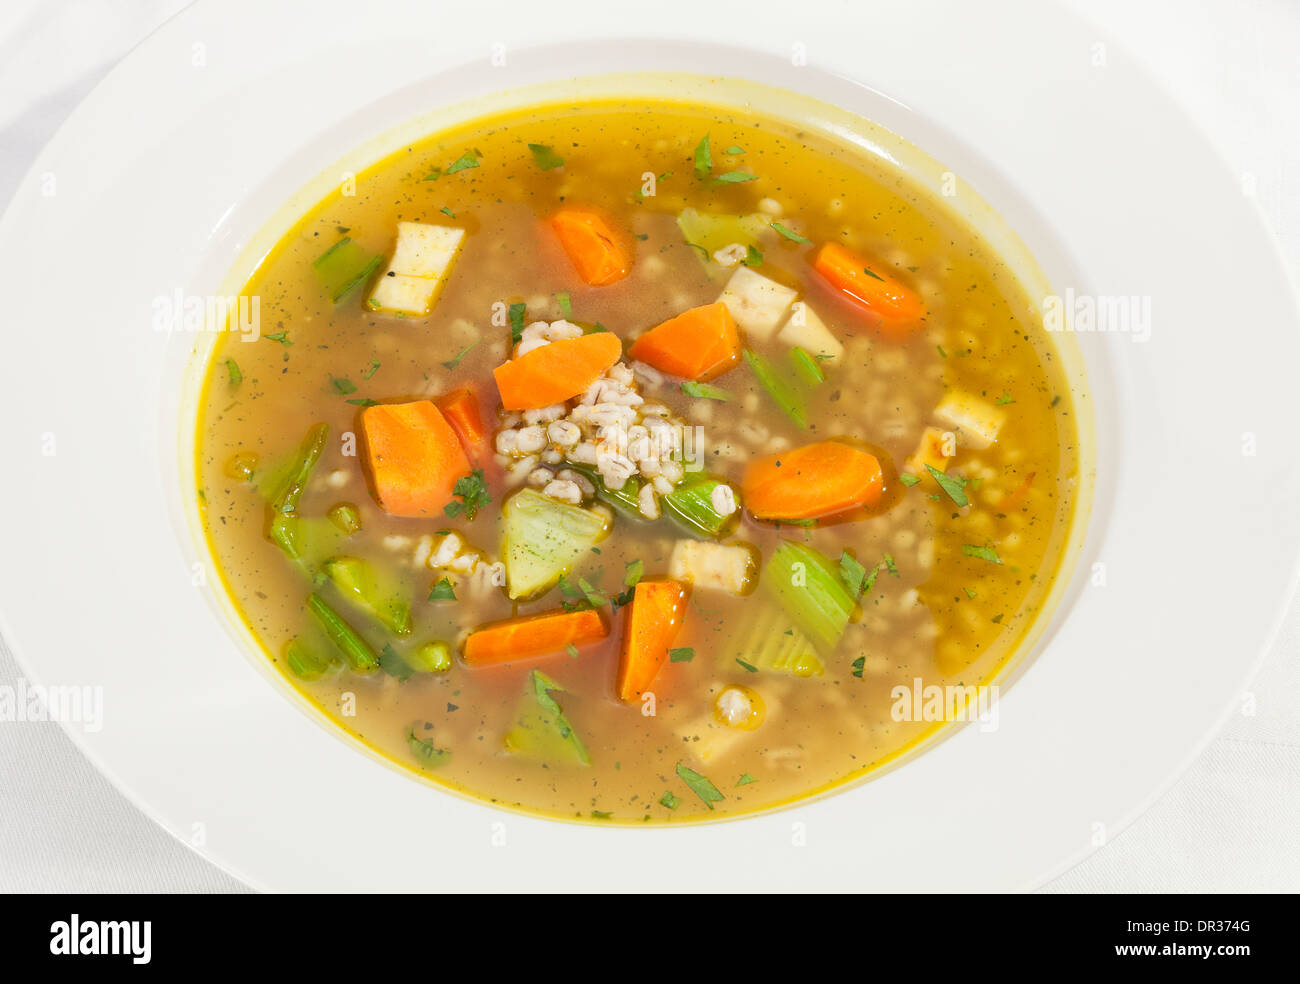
<box><xmin>493</xmin><ymin>331</ymin><xmax>622</xmax><ymax>410</ymax></box>
<box><xmin>627</xmin><ymin>302</ymin><xmax>741</xmax><ymax>381</ymax></box>
<box><xmin>436</xmin><ymin>387</ymin><xmax>490</xmax><ymax>467</ymax></box>
<box><xmin>360</xmin><ymin>400</ymin><xmax>472</xmax><ymax>518</ymax></box>
<box><xmin>811</xmin><ymin>242</ymin><xmax>925</xmax><ymax>340</ymax></box>
<box><xmin>463</xmin><ymin>607</ymin><xmax>609</xmax><ymax>665</ymax></box>
<box><xmin>742</xmin><ymin>440</ymin><xmax>884</xmax><ymax>520</ymax></box>
<box><xmin>1002</xmin><ymin>471</ymin><xmax>1036</xmax><ymax>512</ymax></box>
<box><xmin>548</xmin><ymin>208</ymin><xmax>632</xmax><ymax>286</ymax></box>
<box><xmin>616</xmin><ymin>580</ymin><xmax>690</xmax><ymax>702</ymax></box>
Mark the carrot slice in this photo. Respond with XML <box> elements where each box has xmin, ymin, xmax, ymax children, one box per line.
<box><xmin>616</xmin><ymin>580</ymin><xmax>690</xmax><ymax>702</ymax></box>
<box><xmin>549</xmin><ymin>208</ymin><xmax>632</xmax><ymax>286</ymax></box>
<box><xmin>742</xmin><ymin>440</ymin><xmax>884</xmax><ymax>520</ymax></box>
<box><xmin>627</xmin><ymin>302</ymin><xmax>740</xmax><ymax>382</ymax></box>
<box><xmin>493</xmin><ymin>331</ymin><xmax>622</xmax><ymax>410</ymax></box>
<box><xmin>464</xmin><ymin>608</ymin><xmax>609</xmax><ymax>666</ymax></box>
<box><xmin>361</xmin><ymin>400</ymin><xmax>472</xmax><ymax>518</ymax></box>
<box><xmin>811</xmin><ymin>242</ymin><xmax>925</xmax><ymax>340</ymax></box>
<box><xmin>436</xmin><ymin>387</ymin><xmax>490</xmax><ymax>467</ymax></box>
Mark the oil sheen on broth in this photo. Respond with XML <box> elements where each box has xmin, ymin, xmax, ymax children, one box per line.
<box><xmin>196</xmin><ymin>99</ymin><xmax>1079</xmax><ymax>822</ymax></box>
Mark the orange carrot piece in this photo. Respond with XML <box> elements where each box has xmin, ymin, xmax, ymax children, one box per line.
<box><xmin>360</xmin><ymin>400</ymin><xmax>472</xmax><ymax>518</ymax></box>
<box><xmin>811</xmin><ymin>242</ymin><xmax>925</xmax><ymax>340</ymax></box>
<box><xmin>437</xmin><ymin>387</ymin><xmax>490</xmax><ymax>467</ymax></box>
<box><xmin>742</xmin><ymin>440</ymin><xmax>884</xmax><ymax>520</ymax></box>
<box><xmin>627</xmin><ymin>302</ymin><xmax>740</xmax><ymax>382</ymax></box>
<box><xmin>493</xmin><ymin>331</ymin><xmax>622</xmax><ymax>410</ymax></box>
<box><xmin>463</xmin><ymin>607</ymin><xmax>609</xmax><ymax>666</ymax></box>
<box><xmin>548</xmin><ymin>208</ymin><xmax>632</xmax><ymax>286</ymax></box>
<box><xmin>616</xmin><ymin>580</ymin><xmax>690</xmax><ymax>702</ymax></box>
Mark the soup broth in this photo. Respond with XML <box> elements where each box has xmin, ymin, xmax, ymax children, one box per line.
<box><xmin>196</xmin><ymin>98</ymin><xmax>1079</xmax><ymax>822</ymax></box>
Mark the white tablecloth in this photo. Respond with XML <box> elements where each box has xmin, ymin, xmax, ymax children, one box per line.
<box><xmin>1</xmin><ymin>0</ymin><xmax>1296</xmax><ymax>892</ymax></box>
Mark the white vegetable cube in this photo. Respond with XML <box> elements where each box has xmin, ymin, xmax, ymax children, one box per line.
<box><xmin>669</xmin><ymin>540</ymin><xmax>756</xmax><ymax>595</ymax></box>
<box><xmin>776</xmin><ymin>302</ymin><xmax>843</xmax><ymax>363</ymax></box>
<box><xmin>369</xmin><ymin>222</ymin><xmax>465</xmax><ymax>315</ymax></box>
<box><xmin>718</xmin><ymin>267</ymin><xmax>798</xmax><ymax>340</ymax></box>
<box><xmin>933</xmin><ymin>391</ymin><xmax>1005</xmax><ymax>449</ymax></box>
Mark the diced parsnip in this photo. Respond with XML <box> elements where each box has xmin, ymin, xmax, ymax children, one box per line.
<box><xmin>668</xmin><ymin>540</ymin><xmax>757</xmax><ymax>596</ymax></box>
<box><xmin>718</xmin><ymin>266</ymin><xmax>798</xmax><ymax>340</ymax></box>
<box><xmin>776</xmin><ymin>302</ymin><xmax>843</xmax><ymax>364</ymax></box>
<box><xmin>905</xmin><ymin>426</ymin><xmax>956</xmax><ymax>475</ymax></box>
<box><xmin>933</xmin><ymin>391</ymin><xmax>1005</xmax><ymax>449</ymax></box>
<box><xmin>368</xmin><ymin>222</ymin><xmax>465</xmax><ymax>315</ymax></box>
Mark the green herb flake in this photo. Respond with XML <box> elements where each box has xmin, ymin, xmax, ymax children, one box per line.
<box><xmin>439</xmin><ymin>206</ymin><xmax>456</xmax><ymax>218</ymax></box>
<box><xmin>444</xmin><ymin>151</ymin><xmax>479</xmax><ymax>175</ymax></box>
<box><xmin>862</xmin><ymin>267</ymin><xmax>885</xmax><ymax>281</ymax></box>
<box><xmin>743</xmin><ymin>244</ymin><xmax>764</xmax><ymax>267</ymax></box>
<box><xmin>680</xmin><ymin>380</ymin><xmax>733</xmax><ymax>401</ymax></box>
<box><xmin>736</xmin><ymin>658</ymin><xmax>758</xmax><ymax>673</ymax></box>
<box><xmin>441</xmin><ymin>341</ymin><xmax>478</xmax><ymax>370</ymax></box>
<box><xmin>380</xmin><ymin>644</ymin><xmax>413</xmax><ymax>681</ymax></box>
<box><xmin>724</xmin><ymin>145</ymin><xmax>745</xmax><ymax>155</ymax></box>
<box><xmin>508</xmin><ymin>302</ymin><xmax>526</xmax><ymax>343</ymax></box>
<box><xmin>770</xmin><ymin>221</ymin><xmax>811</xmax><ymax>244</ymax></box>
<box><xmin>925</xmin><ymin>464</ymin><xmax>970</xmax><ymax>507</ymax></box>
<box><xmin>428</xmin><ymin>577</ymin><xmax>457</xmax><ymax>602</ymax></box>
<box><xmin>527</xmin><ymin>142</ymin><xmax>565</xmax><ymax>170</ymax></box>
<box><xmin>676</xmin><ymin>763</ymin><xmax>725</xmax><ymax>810</ymax></box>
<box><xmin>899</xmin><ymin>472</ymin><xmax>921</xmax><ymax>487</ymax></box>
<box><xmin>407</xmin><ymin>727</ymin><xmax>450</xmax><ymax>768</ymax></box>
<box><xmin>693</xmin><ymin>135</ymin><xmax>712</xmax><ymax>180</ymax></box>
<box><xmin>264</xmin><ymin>331</ymin><xmax>292</xmax><ymax>345</ymax></box>
<box><xmin>331</xmin><ymin>376</ymin><xmax>357</xmax><ymax>396</ymax></box>
<box><xmin>736</xmin><ymin>773</ymin><xmax>757</xmax><ymax>786</ymax></box>
<box><xmin>669</xmin><ymin>647</ymin><xmax>695</xmax><ymax>663</ymax></box>
<box><xmin>995</xmin><ymin>391</ymin><xmax>1015</xmax><ymax>405</ymax></box>
<box><xmin>565</xmin><ymin>643</ymin><xmax>580</xmax><ymax>660</ymax></box>
<box><xmin>556</xmin><ymin>291</ymin><xmax>572</xmax><ymax>318</ymax></box>
<box><xmin>851</xmin><ymin>656</ymin><xmax>865</xmax><ymax>679</ymax></box>
<box><xmin>713</xmin><ymin>170</ymin><xmax>758</xmax><ymax>185</ymax></box>
<box><xmin>577</xmin><ymin>577</ymin><xmax>607</xmax><ymax>608</ymax></box>
<box><xmin>659</xmin><ymin>791</ymin><xmax>680</xmax><ymax>810</ymax></box>
<box><xmin>226</xmin><ymin>359</ymin><xmax>242</xmax><ymax>388</ymax></box>
<box><xmin>991</xmin><ymin>613</ymin><xmax>1005</xmax><ymax>624</ymax></box>
<box><xmin>623</xmin><ymin>559</ymin><xmax>644</xmax><ymax>587</ymax></box>
<box><xmin>839</xmin><ymin>550</ymin><xmax>868</xmax><ymax>596</ymax></box>
<box><xmin>443</xmin><ymin>469</ymin><xmax>491</xmax><ymax>520</ymax></box>
<box><xmin>964</xmin><ymin>587</ymin><xmax>977</xmax><ymax>599</ymax></box>
<box><xmin>962</xmin><ymin>544</ymin><xmax>1003</xmax><ymax>565</ymax></box>
<box><xmin>363</xmin><ymin>359</ymin><xmax>380</xmax><ymax>379</ymax></box>
<box><xmin>346</xmin><ymin>398</ymin><xmax>378</xmax><ymax>407</ymax></box>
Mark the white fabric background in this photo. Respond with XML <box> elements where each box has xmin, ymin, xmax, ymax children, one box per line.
<box><xmin>0</xmin><ymin>0</ymin><xmax>1296</xmax><ymax>893</ymax></box>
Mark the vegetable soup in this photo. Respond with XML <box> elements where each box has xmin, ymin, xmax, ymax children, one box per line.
<box><xmin>196</xmin><ymin>98</ymin><xmax>1080</xmax><ymax>822</ymax></box>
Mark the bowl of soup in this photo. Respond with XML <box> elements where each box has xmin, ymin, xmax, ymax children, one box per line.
<box><xmin>191</xmin><ymin>82</ymin><xmax>1089</xmax><ymax>823</ymax></box>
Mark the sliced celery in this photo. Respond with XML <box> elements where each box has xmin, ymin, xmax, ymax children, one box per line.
<box><xmin>662</xmin><ymin>474</ymin><xmax>739</xmax><ymax>538</ymax></box>
<box><xmin>282</xmin><ymin>637</ymin><xmax>338</xmax><ymax>681</ymax></box>
<box><xmin>328</xmin><ymin>503</ymin><xmax>361</xmax><ymax>535</ymax></box>
<box><xmin>502</xmin><ymin>670</ymin><xmax>590</xmax><ymax>765</ymax></box>
<box><xmin>677</xmin><ymin>208</ymin><xmax>767</xmax><ymax>258</ymax></box>
<box><xmin>502</xmin><ymin>488</ymin><xmax>610</xmax><ymax>599</ymax></box>
<box><xmin>265</xmin><ymin>423</ymin><xmax>329</xmax><ymax>563</ymax></box>
<box><xmin>322</xmin><ymin>556</ymin><xmax>412</xmax><ymax>636</ymax></box>
<box><xmin>408</xmin><ymin>640</ymin><xmax>453</xmax><ymax>673</ymax></box>
<box><xmin>790</xmin><ymin>346</ymin><xmax>826</xmax><ymax>386</ymax></box>
<box><xmin>725</xmin><ymin>605</ymin><xmax>824</xmax><ymax>677</ymax></box>
<box><xmin>407</xmin><ymin>727</ymin><xmax>451</xmax><ymax>768</ymax></box>
<box><xmin>307</xmin><ymin>592</ymin><xmax>379</xmax><ymax>673</ymax></box>
<box><xmin>312</xmin><ymin>237</ymin><xmax>383</xmax><ymax>303</ymax></box>
<box><xmin>761</xmin><ymin>541</ymin><xmax>856</xmax><ymax>650</ymax></box>
<box><xmin>743</xmin><ymin>350</ymin><xmax>806</xmax><ymax>428</ymax></box>
<box><xmin>565</xmin><ymin>464</ymin><xmax>643</xmax><ymax>518</ymax></box>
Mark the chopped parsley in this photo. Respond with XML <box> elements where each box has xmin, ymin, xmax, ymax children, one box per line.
<box><xmin>898</xmin><ymin>472</ymin><xmax>921</xmax><ymax>487</ymax></box>
<box><xmin>443</xmin><ymin>469</ymin><xmax>491</xmax><ymax>520</ymax></box>
<box><xmin>330</xmin><ymin>376</ymin><xmax>356</xmax><ymax>395</ymax></box>
<box><xmin>925</xmin><ymin>464</ymin><xmax>969</xmax><ymax>507</ymax></box>
<box><xmin>736</xmin><ymin>658</ymin><xmax>758</xmax><ymax>673</ymax></box>
<box><xmin>676</xmin><ymin>763</ymin><xmax>724</xmax><ymax>810</ymax></box>
<box><xmin>226</xmin><ymin>359</ymin><xmax>242</xmax><ymax>387</ymax></box>
<box><xmin>693</xmin><ymin>135</ymin><xmax>712</xmax><ymax>179</ymax></box>
<box><xmin>508</xmin><ymin>302</ymin><xmax>526</xmax><ymax>343</ymax></box>
<box><xmin>441</xmin><ymin>341</ymin><xmax>477</xmax><ymax>370</ymax></box>
<box><xmin>659</xmin><ymin>791</ymin><xmax>680</xmax><ymax>810</ymax></box>
<box><xmin>527</xmin><ymin>143</ymin><xmax>564</xmax><ymax>170</ymax></box>
<box><xmin>713</xmin><ymin>170</ymin><xmax>758</xmax><ymax>184</ymax></box>
<box><xmin>962</xmin><ymin>544</ymin><xmax>1003</xmax><ymax>565</ymax></box>
<box><xmin>444</xmin><ymin>151</ymin><xmax>479</xmax><ymax>175</ymax></box>
<box><xmin>680</xmin><ymin>380</ymin><xmax>733</xmax><ymax>401</ymax></box>
<box><xmin>770</xmin><ymin>221</ymin><xmax>811</xmax><ymax>244</ymax></box>
<box><xmin>428</xmin><ymin>577</ymin><xmax>457</xmax><ymax>602</ymax></box>
<box><xmin>669</xmin><ymin>647</ymin><xmax>695</xmax><ymax>663</ymax></box>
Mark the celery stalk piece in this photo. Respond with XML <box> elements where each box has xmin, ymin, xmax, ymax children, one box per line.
<box><xmin>265</xmin><ymin>422</ymin><xmax>328</xmax><ymax>561</ymax></box>
<box><xmin>282</xmin><ymin>637</ymin><xmax>338</xmax><ymax>681</ymax></box>
<box><xmin>408</xmin><ymin>727</ymin><xmax>451</xmax><ymax>768</ymax></box>
<box><xmin>662</xmin><ymin>474</ymin><xmax>739</xmax><ymax>538</ymax></box>
<box><xmin>307</xmin><ymin>593</ymin><xmax>380</xmax><ymax>673</ymax></box>
<box><xmin>676</xmin><ymin>207</ymin><xmax>767</xmax><ymax>258</ymax></box>
<box><xmin>743</xmin><ymin>350</ymin><xmax>806</xmax><ymax>427</ymax></box>
<box><xmin>322</xmin><ymin>556</ymin><xmax>412</xmax><ymax>636</ymax></box>
<box><xmin>502</xmin><ymin>488</ymin><xmax>611</xmax><ymax>600</ymax></box>
<box><xmin>312</xmin><ymin>237</ymin><xmax>383</xmax><ymax>303</ymax></box>
<box><xmin>407</xmin><ymin>641</ymin><xmax>453</xmax><ymax>673</ymax></box>
<box><xmin>725</xmin><ymin>605</ymin><xmax>824</xmax><ymax>677</ymax></box>
<box><xmin>565</xmin><ymin>464</ymin><xmax>643</xmax><ymax>518</ymax></box>
<box><xmin>761</xmin><ymin>541</ymin><xmax>856</xmax><ymax>650</ymax></box>
<box><xmin>502</xmin><ymin>670</ymin><xmax>590</xmax><ymax>765</ymax></box>
<box><xmin>789</xmin><ymin>346</ymin><xmax>826</xmax><ymax>386</ymax></box>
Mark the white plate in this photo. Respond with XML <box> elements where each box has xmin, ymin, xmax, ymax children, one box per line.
<box><xmin>1</xmin><ymin>0</ymin><xmax>1296</xmax><ymax>892</ymax></box>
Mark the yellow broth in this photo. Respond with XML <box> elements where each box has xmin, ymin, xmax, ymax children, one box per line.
<box><xmin>196</xmin><ymin>99</ymin><xmax>1079</xmax><ymax>821</ymax></box>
